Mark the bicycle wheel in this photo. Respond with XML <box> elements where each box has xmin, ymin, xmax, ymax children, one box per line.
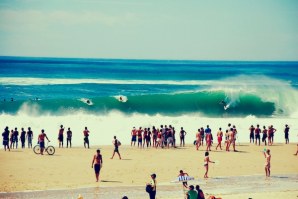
<box><xmin>46</xmin><ymin>146</ymin><xmax>55</xmax><ymax>155</ymax></box>
<box><xmin>33</xmin><ymin>145</ymin><xmax>41</xmax><ymax>154</ymax></box>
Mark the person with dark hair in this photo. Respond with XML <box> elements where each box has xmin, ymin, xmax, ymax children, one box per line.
<box><xmin>195</xmin><ymin>185</ymin><xmax>205</xmax><ymax>199</ymax></box>
<box><xmin>58</xmin><ymin>125</ymin><xmax>64</xmax><ymax>148</ymax></box>
<box><xmin>27</xmin><ymin>127</ymin><xmax>33</xmax><ymax>148</ymax></box>
<box><xmin>262</xmin><ymin>126</ymin><xmax>268</xmax><ymax>146</ymax></box>
<box><xmin>111</xmin><ymin>136</ymin><xmax>121</xmax><ymax>159</ymax></box>
<box><xmin>122</xmin><ymin>196</ymin><xmax>128</xmax><ymax>199</ymax></box>
<box><xmin>2</xmin><ymin>126</ymin><xmax>10</xmax><ymax>151</ymax></box>
<box><xmin>66</xmin><ymin>127</ymin><xmax>72</xmax><ymax>148</ymax></box>
<box><xmin>284</xmin><ymin>124</ymin><xmax>290</xmax><ymax>144</ymax></box>
<box><xmin>38</xmin><ymin>129</ymin><xmax>50</xmax><ymax>155</ymax></box>
<box><xmin>215</xmin><ymin>128</ymin><xmax>223</xmax><ymax>150</ymax></box>
<box><xmin>83</xmin><ymin>127</ymin><xmax>90</xmax><ymax>148</ymax></box>
<box><xmin>20</xmin><ymin>128</ymin><xmax>26</xmax><ymax>148</ymax></box>
<box><xmin>204</xmin><ymin>152</ymin><xmax>214</xmax><ymax>178</ymax></box>
<box><xmin>186</xmin><ymin>185</ymin><xmax>198</xmax><ymax>199</ymax></box>
<box><xmin>249</xmin><ymin>125</ymin><xmax>255</xmax><ymax>143</ymax></box>
<box><xmin>264</xmin><ymin>149</ymin><xmax>271</xmax><ymax>177</ymax></box>
<box><xmin>92</xmin><ymin>149</ymin><xmax>103</xmax><ymax>182</ymax></box>
<box><xmin>13</xmin><ymin>128</ymin><xmax>19</xmax><ymax>149</ymax></box>
<box><xmin>255</xmin><ymin>124</ymin><xmax>261</xmax><ymax>146</ymax></box>
<box><xmin>178</xmin><ymin>170</ymin><xmax>189</xmax><ymax>188</ymax></box>
<box><xmin>146</xmin><ymin>173</ymin><xmax>157</xmax><ymax>199</ymax></box>
<box><xmin>180</xmin><ymin>127</ymin><xmax>187</xmax><ymax>147</ymax></box>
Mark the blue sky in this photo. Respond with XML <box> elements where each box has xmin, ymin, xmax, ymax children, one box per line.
<box><xmin>0</xmin><ymin>0</ymin><xmax>297</xmax><ymax>60</ymax></box>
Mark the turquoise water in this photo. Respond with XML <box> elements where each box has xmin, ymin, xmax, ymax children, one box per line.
<box><xmin>1</xmin><ymin>57</ymin><xmax>298</xmax><ymax>117</ymax></box>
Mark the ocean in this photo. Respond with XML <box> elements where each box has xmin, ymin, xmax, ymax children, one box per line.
<box><xmin>1</xmin><ymin>57</ymin><xmax>298</xmax><ymax>146</ymax></box>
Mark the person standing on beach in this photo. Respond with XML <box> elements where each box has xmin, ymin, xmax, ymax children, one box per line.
<box><xmin>92</xmin><ymin>149</ymin><xmax>103</xmax><ymax>182</ymax></box>
<box><xmin>255</xmin><ymin>124</ymin><xmax>261</xmax><ymax>146</ymax></box>
<box><xmin>262</xmin><ymin>126</ymin><xmax>268</xmax><ymax>146</ymax></box>
<box><xmin>147</xmin><ymin>173</ymin><xmax>157</xmax><ymax>199</ymax></box>
<box><xmin>131</xmin><ymin>127</ymin><xmax>137</xmax><ymax>146</ymax></box>
<box><xmin>215</xmin><ymin>128</ymin><xmax>223</xmax><ymax>150</ymax></box>
<box><xmin>196</xmin><ymin>129</ymin><xmax>202</xmax><ymax>150</ymax></box>
<box><xmin>205</xmin><ymin>132</ymin><xmax>212</xmax><ymax>152</ymax></box>
<box><xmin>152</xmin><ymin>126</ymin><xmax>157</xmax><ymax>147</ymax></box>
<box><xmin>137</xmin><ymin>127</ymin><xmax>143</xmax><ymax>148</ymax></box>
<box><xmin>200</xmin><ymin>127</ymin><xmax>205</xmax><ymax>146</ymax></box>
<box><xmin>204</xmin><ymin>152</ymin><xmax>215</xmax><ymax>178</ymax></box>
<box><xmin>284</xmin><ymin>124</ymin><xmax>290</xmax><ymax>144</ymax></box>
<box><xmin>9</xmin><ymin>129</ymin><xmax>14</xmax><ymax>149</ymax></box>
<box><xmin>38</xmin><ymin>129</ymin><xmax>50</xmax><ymax>155</ymax></box>
<box><xmin>66</xmin><ymin>127</ymin><xmax>72</xmax><ymax>148</ymax></box>
<box><xmin>263</xmin><ymin>149</ymin><xmax>271</xmax><ymax>177</ymax></box>
<box><xmin>111</xmin><ymin>136</ymin><xmax>121</xmax><ymax>159</ymax></box>
<box><xmin>249</xmin><ymin>125</ymin><xmax>255</xmax><ymax>143</ymax></box>
<box><xmin>27</xmin><ymin>127</ymin><xmax>33</xmax><ymax>148</ymax></box>
<box><xmin>268</xmin><ymin>125</ymin><xmax>276</xmax><ymax>145</ymax></box>
<box><xmin>20</xmin><ymin>128</ymin><xmax>26</xmax><ymax>149</ymax></box>
<box><xmin>58</xmin><ymin>125</ymin><xmax>64</xmax><ymax>148</ymax></box>
<box><xmin>180</xmin><ymin>127</ymin><xmax>187</xmax><ymax>147</ymax></box>
<box><xmin>83</xmin><ymin>127</ymin><xmax>90</xmax><ymax>148</ymax></box>
<box><xmin>2</xmin><ymin>126</ymin><xmax>10</xmax><ymax>151</ymax></box>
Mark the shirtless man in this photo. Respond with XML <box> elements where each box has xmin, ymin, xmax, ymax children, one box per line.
<box><xmin>111</xmin><ymin>136</ymin><xmax>121</xmax><ymax>159</ymax></box>
<box><xmin>38</xmin><ymin>129</ymin><xmax>50</xmax><ymax>155</ymax></box>
<box><xmin>180</xmin><ymin>127</ymin><xmax>187</xmax><ymax>147</ymax></box>
<box><xmin>262</xmin><ymin>126</ymin><xmax>268</xmax><ymax>146</ymax></box>
<box><xmin>27</xmin><ymin>127</ymin><xmax>33</xmax><ymax>148</ymax></box>
<box><xmin>227</xmin><ymin>128</ymin><xmax>235</xmax><ymax>152</ymax></box>
<box><xmin>268</xmin><ymin>125</ymin><xmax>276</xmax><ymax>146</ymax></box>
<box><xmin>205</xmin><ymin>132</ymin><xmax>212</xmax><ymax>152</ymax></box>
<box><xmin>66</xmin><ymin>127</ymin><xmax>72</xmax><ymax>148</ymax></box>
<box><xmin>131</xmin><ymin>127</ymin><xmax>137</xmax><ymax>146</ymax></box>
<box><xmin>92</xmin><ymin>149</ymin><xmax>103</xmax><ymax>182</ymax></box>
<box><xmin>200</xmin><ymin>127</ymin><xmax>205</xmax><ymax>146</ymax></box>
<box><xmin>195</xmin><ymin>129</ymin><xmax>201</xmax><ymax>150</ymax></box>
<box><xmin>83</xmin><ymin>127</ymin><xmax>90</xmax><ymax>148</ymax></box>
<box><xmin>264</xmin><ymin>149</ymin><xmax>271</xmax><ymax>177</ymax></box>
<box><xmin>58</xmin><ymin>125</ymin><xmax>64</xmax><ymax>148</ymax></box>
<box><xmin>225</xmin><ymin>130</ymin><xmax>229</xmax><ymax>151</ymax></box>
<box><xmin>255</xmin><ymin>124</ymin><xmax>261</xmax><ymax>146</ymax></box>
<box><xmin>249</xmin><ymin>125</ymin><xmax>255</xmax><ymax>143</ymax></box>
<box><xmin>178</xmin><ymin>170</ymin><xmax>189</xmax><ymax>189</ymax></box>
<box><xmin>215</xmin><ymin>128</ymin><xmax>223</xmax><ymax>150</ymax></box>
<box><xmin>137</xmin><ymin>127</ymin><xmax>143</xmax><ymax>148</ymax></box>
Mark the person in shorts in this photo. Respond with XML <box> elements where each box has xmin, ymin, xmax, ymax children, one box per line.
<box><xmin>38</xmin><ymin>129</ymin><xmax>50</xmax><ymax>155</ymax></box>
<box><xmin>2</xmin><ymin>126</ymin><xmax>10</xmax><ymax>151</ymax></box>
<box><xmin>92</xmin><ymin>149</ymin><xmax>103</xmax><ymax>182</ymax></box>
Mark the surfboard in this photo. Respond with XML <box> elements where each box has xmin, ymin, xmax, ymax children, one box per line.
<box><xmin>79</xmin><ymin>98</ymin><xmax>93</xmax><ymax>106</ymax></box>
<box><xmin>171</xmin><ymin>176</ymin><xmax>195</xmax><ymax>183</ymax></box>
<box><xmin>114</xmin><ymin>95</ymin><xmax>128</xmax><ymax>102</ymax></box>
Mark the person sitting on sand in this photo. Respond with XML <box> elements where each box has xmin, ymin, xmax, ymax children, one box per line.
<box><xmin>92</xmin><ymin>149</ymin><xmax>103</xmax><ymax>182</ymax></box>
<box><xmin>38</xmin><ymin>129</ymin><xmax>50</xmax><ymax>155</ymax></box>
<box><xmin>186</xmin><ymin>185</ymin><xmax>198</xmax><ymax>199</ymax></box>
<box><xmin>111</xmin><ymin>136</ymin><xmax>121</xmax><ymax>159</ymax></box>
<box><xmin>178</xmin><ymin>170</ymin><xmax>189</xmax><ymax>189</ymax></box>
<box><xmin>195</xmin><ymin>185</ymin><xmax>205</xmax><ymax>199</ymax></box>
<box><xmin>204</xmin><ymin>152</ymin><xmax>215</xmax><ymax>178</ymax></box>
<box><xmin>264</xmin><ymin>149</ymin><xmax>271</xmax><ymax>177</ymax></box>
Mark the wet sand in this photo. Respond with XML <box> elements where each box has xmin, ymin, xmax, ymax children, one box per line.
<box><xmin>0</xmin><ymin>143</ymin><xmax>297</xmax><ymax>198</ymax></box>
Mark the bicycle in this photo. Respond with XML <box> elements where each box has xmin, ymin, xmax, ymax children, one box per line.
<box><xmin>33</xmin><ymin>141</ymin><xmax>55</xmax><ymax>155</ymax></box>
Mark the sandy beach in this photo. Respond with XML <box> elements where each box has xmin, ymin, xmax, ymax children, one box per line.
<box><xmin>0</xmin><ymin>143</ymin><xmax>297</xmax><ymax>198</ymax></box>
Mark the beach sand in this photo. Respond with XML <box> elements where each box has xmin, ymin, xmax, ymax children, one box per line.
<box><xmin>0</xmin><ymin>143</ymin><xmax>297</xmax><ymax>198</ymax></box>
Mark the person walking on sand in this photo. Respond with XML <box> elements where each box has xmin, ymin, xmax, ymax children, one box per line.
<box><xmin>20</xmin><ymin>128</ymin><xmax>26</xmax><ymax>149</ymax></box>
<box><xmin>111</xmin><ymin>136</ymin><xmax>121</xmax><ymax>159</ymax></box>
<box><xmin>204</xmin><ymin>152</ymin><xmax>215</xmax><ymax>178</ymax></box>
<box><xmin>2</xmin><ymin>126</ymin><xmax>10</xmax><ymax>151</ymax></box>
<box><xmin>178</xmin><ymin>170</ymin><xmax>189</xmax><ymax>189</ymax></box>
<box><xmin>263</xmin><ymin>149</ymin><xmax>271</xmax><ymax>177</ymax></box>
<box><xmin>66</xmin><ymin>127</ymin><xmax>72</xmax><ymax>148</ymax></box>
<box><xmin>215</xmin><ymin>128</ymin><xmax>223</xmax><ymax>150</ymax></box>
<box><xmin>146</xmin><ymin>173</ymin><xmax>157</xmax><ymax>199</ymax></box>
<box><xmin>205</xmin><ymin>132</ymin><xmax>212</xmax><ymax>151</ymax></box>
<box><xmin>284</xmin><ymin>124</ymin><xmax>290</xmax><ymax>144</ymax></box>
<box><xmin>38</xmin><ymin>129</ymin><xmax>50</xmax><ymax>155</ymax></box>
<box><xmin>27</xmin><ymin>127</ymin><xmax>33</xmax><ymax>148</ymax></box>
<box><xmin>83</xmin><ymin>127</ymin><xmax>90</xmax><ymax>148</ymax></box>
<box><xmin>58</xmin><ymin>125</ymin><xmax>64</xmax><ymax>148</ymax></box>
<box><xmin>92</xmin><ymin>149</ymin><xmax>103</xmax><ymax>182</ymax></box>
<box><xmin>180</xmin><ymin>127</ymin><xmax>187</xmax><ymax>147</ymax></box>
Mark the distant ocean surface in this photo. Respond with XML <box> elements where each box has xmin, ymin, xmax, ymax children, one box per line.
<box><xmin>1</xmin><ymin>57</ymin><xmax>298</xmax><ymax>117</ymax></box>
<box><xmin>1</xmin><ymin>57</ymin><xmax>298</xmax><ymax>145</ymax></box>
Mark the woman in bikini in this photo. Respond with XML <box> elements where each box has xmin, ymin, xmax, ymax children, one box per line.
<box><xmin>204</xmin><ymin>151</ymin><xmax>215</xmax><ymax>178</ymax></box>
<box><xmin>264</xmin><ymin>149</ymin><xmax>271</xmax><ymax>177</ymax></box>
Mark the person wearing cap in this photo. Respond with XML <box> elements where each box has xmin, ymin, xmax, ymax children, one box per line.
<box><xmin>58</xmin><ymin>125</ymin><xmax>64</xmax><ymax>148</ymax></box>
<box><xmin>27</xmin><ymin>127</ymin><xmax>33</xmax><ymax>148</ymax></box>
<box><xmin>38</xmin><ymin>129</ymin><xmax>50</xmax><ymax>155</ymax></box>
<box><xmin>284</xmin><ymin>124</ymin><xmax>290</xmax><ymax>144</ymax></box>
<box><xmin>147</xmin><ymin>173</ymin><xmax>157</xmax><ymax>199</ymax></box>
